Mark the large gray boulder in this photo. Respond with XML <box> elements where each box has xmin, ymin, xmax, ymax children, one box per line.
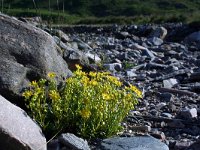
<box><xmin>0</xmin><ymin>95</ymin><xmax>46</xmax><ymax>150</ymax></box>
<box><xmin>0</xmin><ymin>14</ymin><xmax>72</xmax><ymax>104</ymax></box>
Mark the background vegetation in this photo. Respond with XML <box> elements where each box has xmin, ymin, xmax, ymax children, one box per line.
<box><xmin>2</xmin><ymin>0</ymin><xmax>200</xmax><ymax>24</ymax></box>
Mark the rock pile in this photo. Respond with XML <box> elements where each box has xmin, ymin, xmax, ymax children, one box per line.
<box><xmin>49</xmin><ymin>23</ymin><xmax>200</xmax><ymax>150</ymax></box>
<box><xmin>1</xmin><ymin>13</ymin><xmax>200</xmax><ymax>149</ymax></box>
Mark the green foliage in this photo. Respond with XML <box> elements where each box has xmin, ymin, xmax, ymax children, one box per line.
<box><xmin>123</xmin><ymin>61</ymin><xmax>135</xmax><ymax>70</ymax></box>
<box><xmin>23</xmin><ymin>65</ymin><xmax>141</xmax><ymax>139</ymax></box>
<box><xmin>2</xmin><ymin>0</ymin><xmax>200</xmax><ymax>24</ymax></box>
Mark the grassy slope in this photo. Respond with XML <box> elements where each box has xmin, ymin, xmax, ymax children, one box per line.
<box><xmin>2</xmin><ymin>0</ymin><xmax>200</xmax><ymax>24</ymax></box>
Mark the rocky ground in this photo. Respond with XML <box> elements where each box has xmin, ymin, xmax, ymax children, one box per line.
<box><xmin>47</xmin><ymin>23</ymin><xmax>200</xmax><ymax>150</ymax></box>
<box><xmin>1</xmin><ymin>13</ymin><xmax>200</xmax><ymax>150</ymax></box>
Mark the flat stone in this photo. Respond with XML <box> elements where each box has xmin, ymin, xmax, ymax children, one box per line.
<box><xmin>163</xmin><ymin>78</ymin><xmax>178</xmax><ymax>88</ymax></box>
<box><xmin>174</xmin><ymin>141</ymin><xmax>192</xmax><ymax>150</ymax></box>
<box><xmin>147</xmin><ymin>37</ymin><xmax>163</xmax><ymax>46</ymax></box>
<box><xmin>97</xmin><ymin>135</ymin><xmax>169</xmax><ymax>150</ymax></box>
<box><xmin>59</xmin><ymin>133</ymin><xmax>90</xmax><ymax>150</ymax></box>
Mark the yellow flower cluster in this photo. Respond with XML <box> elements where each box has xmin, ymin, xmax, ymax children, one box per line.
<box><xmin>29</xmin><ymin>80</ymin><xmax>38</xmax><ymax>87</ymax></box>
<box><xmin>49</xmin><ymin>90</ymin><xmax>61</xmax><ymax>100</ymax></box>
<box><xmin>22</xmin><ymin>64</ymin><xmax>142</xmax><ymax>139</ymax></box>
<box><xmin>80</xmin><ymin>109</ymin><xmax>91</xmax><ymax>120</ymax></box>
<box><xmin>129</xmin><ymin>85</ymin><xmax>142</xmax><ymax>98</ymax></box>
<box><xmin>102</xmin><ymin>93</ymin><xmax>111</xmax><ymax>100</ymax></box>
<box><xmin>22</xmin><ymin>90</ymin><xmax>33</xmax><ymax>99</ymax></box>
<box><xmin>48</xmin><ymin>72</ymin><xmax>56</xmax><ymax>78</ymax></box>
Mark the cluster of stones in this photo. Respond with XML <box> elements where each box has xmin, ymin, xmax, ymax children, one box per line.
<box><xmin>1</xmin><ymin>13</ymin><xmax>200</xmax><ymax>150</ymax></box>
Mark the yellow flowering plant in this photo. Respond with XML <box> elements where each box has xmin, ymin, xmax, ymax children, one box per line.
<box><xmin>23</xmin><ymin>65</ymin><xmax>142</xmax><ymax>139</ymax></box>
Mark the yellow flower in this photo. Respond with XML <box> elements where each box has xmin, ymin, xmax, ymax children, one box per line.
<box><xmin>75</xmin><ymin>64</ymin><xmax>82</xmax><ymax>70</ymax></box>
<box><xmin>29</xmin><ymin>80</ymin><xmax>38</xmax><ymax>87</ymax></box>
<box><xmin>89</xmin><ymin>72</ymin><xmax>97</xmax><ymax>77</ymax></box>
<box><xmin>129</xmin><ymin>85</ymin><xmax>142</xmax><ymax>98</ymax></box>
<box><xmin>102</xmin><ymin>93</ymin><xmax>111</xmax><ymax>100</ymax></box>
<box><xmin>106</xmin><ymin>75</ymin><xmax>121</xmax><ymax>86</ymax></box>
<box><xmin>75</xmin><ymin>70</ymin><xmax>86</xmax><ymax>76</ymax></box>
<box><xmin>47</xmin><ymin>72</ymin><xmax>56</xmax><ymax>78</ymax></box>
<box><xmin>80</xmin><ymin>109</ymin><xmax>91</xmax><ymax>119</ymax></box>
<box><xmin>22</xmin><ymin>90</ymin><xmax>33</xmax><ymax>99</ymax></box>
<box><xmin>90</xmin><ymin>80</ymin><xmax>98</xmax><ymax>86</ymax></box>
<box><xmin>49</xmin><ymin>90</ymin><xmax>60</xmax><ymax>100</ymax></box>
<box><xmin>35</xmin><ymin>87</ymin><xmax>43</xmax><ymax>94</ymax></box>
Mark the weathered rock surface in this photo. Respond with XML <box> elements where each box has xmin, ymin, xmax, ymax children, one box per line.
<box><xmin>0</xmin><ymin>95</ymin><xmax>46</xmax><ymax>150</ymax></box>
<box><xmin>58</xmin><ymin>133</ymin><xmax>90</xmax><ymax>150</ymax></box>
<box><xmin>96</xmin><ymin>135</ymin><xmax>169</xmax><ymax>150</ymax></box>
<box><xmin>0</xmin><ymin>14</ymin><xmax>72</xmax><ymax>104</ymax></box>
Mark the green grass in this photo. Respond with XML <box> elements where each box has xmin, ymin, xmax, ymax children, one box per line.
<box><xmin>2</xmin><ymin>0</ymin><xmax>200</xmax><ymax>24</ymax></box>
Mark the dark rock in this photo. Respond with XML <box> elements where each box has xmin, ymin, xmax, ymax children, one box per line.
<box><xmin>0</xmin><ymin>95</ymin><xmax>46</xmax><ymax>150</ymax></box>
<box><xmin>179</xmin><ymin>108</ymin><xmax>197</xmax><ymax>119</ymax></box>
<box><xmin>148</xmin><ymin>27</ymin><xmax>168</xmax><ymax>40</ymax></box>
<box><xmin>184</xmin><ymin>31</ymin><xmax>200</xmax><ymax>44</ymax></box>
<box><xmin>159</xmin><ymin>92</ymin><xmax>174</xmax><ymax>102</ymax></box>
<box><xmin>47</xmin><ymin>139</ymin><xmax>60</xmax><ymax>150</ymax></box>
<box><xmin>59</xmin><ymin>133</ymin><xmax>90</xmax><ymax>150</ymax></box>
<box><xmin>186</xmin><ymin>140</ymin><xmax>200</xmax><ymax>150</ymax></box>
<box><xmin>167</xmin><ymin>120</ymin><xmax>185</xmax><ymax>128</ymax></box>
<box><xmin>0</xmin><ymin>14</ymin><xmax>72</xmax><ymax>105</ymax></box>
<box><xmin>97</xmin><ymin>135</ymin><xmax>169</xmax><ymax>150</ymax></box>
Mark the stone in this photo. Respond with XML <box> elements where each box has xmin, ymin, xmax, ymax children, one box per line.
<box><xmin>131</xmin><ymin>43</ymin><xmax>147</xmax><ymax>50</ymax></box>
<box><xmin>126</xmin><ymin>69</ymin><xmax>137</xmax><ymax>77</ymax></box>
<box><xmin>147</xmin><ymin>37</ymin><xmax>163</xmax><ymax>46</ymax></box>
<box><xmin>159</xmin><ymin>92</ymin><xmax>174</xmax><ymax>102</ymax></box>
<box><xmin>141</xmin><ymin>49</ymin><xmax>156</xmax><ymax>60</ymax></box>
<box><xmin>174</xmin><ymin>141</ymin><xmax>192</xmax><ymax>150</ymax></box>
<box><xmin>47</xmin><ymin>139</ymin><xmax>60</xmax><ymax>150</ymax></box>
<box><xmin>0</xmin><ymin>95</ymin><xmax>46</xmax><ymax>150</ymax></box>
<box><xmin>163</xmin><ymin>78</ymin><xmax>178</xmax><ymax>88</ymax></box>
<box><xmin>96</xmin><ymin>135</ymin><xmax>169</xmax><ymax>150</ymax></box>
<box><xmin>58</xmin><ymin>133</ymin><xmax>90</xmax><ymax>150</ymax></box>
<box><xmin>156</xmin><ymin>102</ymin><xmax>167</xmax><ymax>110</ymax></box>
<box><xmin>53</xmin><ymin>29</ymin><xmax>70</xmax><ymax>43</ymax></box>
<box><xmin>180</xmin><ymin>108</ymin><xmax>198</xmax><ymax>119</ymax></box>
<box><xmin>149</xmin><ymin>27</ymin><xmax>168</xmax><ymax>40</ymax></box>
<box><xmin>161</xmin><ymin>113</ymin><xmax>173</xmax><ymax>118</ymax></box>
<box><xmin>85</xmin><ymin>52</ymin><xmax>101</xmax><ymax>63</ymax></box>
<box><xmin>128</xmin><ymin>125</ymin><xmax>151</xmax><ymax>133</ymax></box>
<box><xmin>150</xmin><ymin>131</ymin><xmax>166</xmax><ymax>141</ymax></box>
<box><xmin>167</xmin><ymin>120</ymin><xmax>185</xmax><ymax>128</ymax></box>
<box><xmin>104</xmin><ymin>63</ymin><xmax>122</xmax><ymax>72</ymax></box>
<box><xmin>0</xmin><ymin>14</ymin><xmax>72</xmax><ymax>105</ymax></box>
<box><xmin>184</xmin><ymin>31</ymin><xmax>200</xmax><ymax>44</ymax></box>
<box><xmin>73</xmin><ymin>38</ymin><xmax>92</xmax><ymax>50</ymax></box>
<box><xmin>186</xmin><ymin>140</ymin><xmax>200</xmax><ymax>150</ymax></box>
<box><xmin>63</xmin><ymin>47</ymin><xmax>89</xmax><ymax>70</ymax></box>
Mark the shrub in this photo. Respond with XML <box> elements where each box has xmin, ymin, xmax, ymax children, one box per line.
<box><xmin>22</xmin><ymin>64</ymin><xmax>141</xmax><ymax>139</ymax></box>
